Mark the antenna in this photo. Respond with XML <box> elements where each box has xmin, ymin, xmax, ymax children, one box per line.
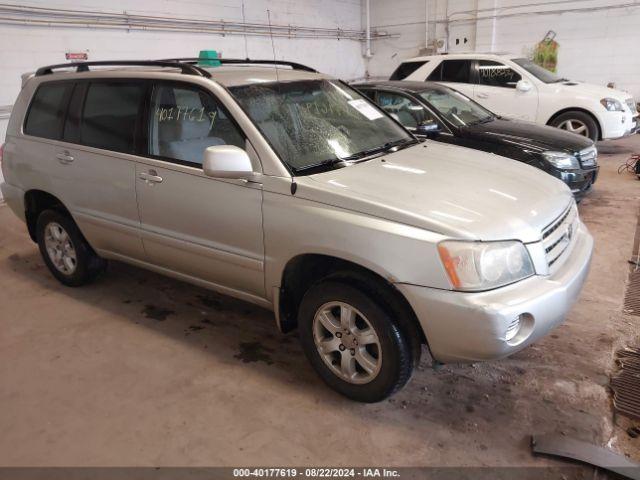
<box><xmin>266</xmin><ymin>9</ymin><xmax>280</xmax><ymax>82</ymax></box>
<box><xmin>241</xmin><ymin>1</ymin><xmax>249</xmax><ymax>60</ymax></box>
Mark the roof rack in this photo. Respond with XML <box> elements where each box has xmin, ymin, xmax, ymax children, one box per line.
<box><xmin>161</xmin><ymin>57</ymin><xmax>318</xmax><ymax>73</ymax></box>
<box><xmin>35</xmin><ymin>60</ymin><xmax>211</xmax><ymax>77</ymax></box>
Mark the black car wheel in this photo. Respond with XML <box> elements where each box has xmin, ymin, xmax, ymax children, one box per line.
<box><xmin>36</xmin><ymin>209</ymin><xmax>106</xmax><ymax>287</ymax></box>
<box><xmin>550</xmin><ymin>111</ymin><xmax>599</xmax><ymax>141</ymax></box>
<box><xmin>298</xmin><ymin>281</ymin><xmax>413</xmax><ymax>402</ymax></box>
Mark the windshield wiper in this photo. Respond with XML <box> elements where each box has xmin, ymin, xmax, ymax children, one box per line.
<box><xmin>465</xmin><ymin>116</ymin><xmax>494</xmax><ymax>126</ymax></box>
<box><xmin>341</xmin><ymin>138</ymin><xmax>418</xmax><ymax>162</ymax></box>
<box><xmin>294</xmin><ymin>157</ymin><xmax>350</xmax><ymax>174</ymax></box>
<box><xmin>293</xmin><ymin>138</ymin><xmax>418</xmax><ymax>175</ymax></box>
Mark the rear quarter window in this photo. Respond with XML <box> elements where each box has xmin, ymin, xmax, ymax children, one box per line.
<box><xmin>389</xmin><ymin>61</ymin><xmax>428</xmax><ymax>80</ymax></box>
<box><xmin>24</xmin><ymin>82</ymin><xmax>74</xmax><ymax>140</ymax></box>
<box><xmin>427</xmin><ymin>60</ymin><xmax>472</xmax><ymax>83</ymax></box>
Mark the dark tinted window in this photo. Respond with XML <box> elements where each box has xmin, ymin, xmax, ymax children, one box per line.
<box><xmin>478</xmin><ymin>60</ymin><xmax>521</xmax><ymax>88</ymax></box>
<box><xmin>149</xmin><ymin>83</ymin><xmax>245</xmax><ymax>166</ymax></box>
<box><xmin>389</xmin><ymin>61</ymin><xmax>428</xmax><ymax>80</ymax></box>
<box><xmin>428</xmin><ymin>60</ymin><xmax>471</xmax><ymax>83</ymax></box>
<box><xmin>357</xmin><ymin>88</ymin><xmax>376</xmax><ymax>101</ymax></box>
<box><xmin>81</xmin><ymin>82</ymin><xmax>146</xmax><ymax>153</ymax></box>
<box><xmin>376</xmin><ymin>91</ymin><xmax>436</xmax><ymax>129</ymax></box>
<box><xmin>24</xmin><ymin>83</ymin><xmax>73</xmax><ymax>139</ymax></box>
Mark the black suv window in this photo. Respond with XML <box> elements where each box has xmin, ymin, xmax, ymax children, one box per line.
<box><xmin>389</xmin><ymin>61</ymin><xmax>428</xmax><ymax>81</ymax></box>
<box><xmin>427</xmin><ymin>60</ymin><xmax>472</xmax><ymax>83</ymax></box>
<box><xmin>80</xmin><ymin>81</ymin><xmax>146</xmax><ymax>154</ymax></box>
<box><xmin>376</xmin><ymin>91</ymin><xmax>436</xmax><ymax>129</ymax></box>
<box><xmin>478</xmin><ymin>60</ymin><xmax>521</xmax><ymax>88</ymax></box>
<box><xmin>24</xmin><ymin>82</ymin><xmax>73</xmax><ymax>140</ymax></box>
<box><xmin>149</xmin><ymin>83</ymin><xmax>245</xmax><ymax>166</ymax></box>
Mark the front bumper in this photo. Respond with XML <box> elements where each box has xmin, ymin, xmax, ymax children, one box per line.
<box><xmin>397</xmin><ymin>222</ymin><xmax>593</xmax><ymax>363</ymax></box>
<box><xmin>600</xmin><ymin>109</ymin><xmax>639</xmax><ymax>139</ymax></box>
<box><xmin>554</xmin><ymin>166</ymin><xmax>599</xmax><ymax>198</ymax></box>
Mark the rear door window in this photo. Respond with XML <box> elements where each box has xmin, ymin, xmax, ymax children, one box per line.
<box><xmin>148</xmin><ymin>83</ymin><xmax>245</xmax><ymax>166</ymax></box>
<box><xmin>389</xmin><ymin>61</ymin><xmax>428</xmax><ymax>80</ymax></box>
<box><xmin>427</xmin><ymin>60</ymin><xmax>472</xmax><ymax>83</ymax></box>
<box><xmin>80</xmin><ymin>81</ymin><xmax>146</xmax><ymax>154</ymax></box>
<box><xmin>24</xmin><ymin>82</ymin><xmax>74</xmax><ymax>140</ymax></box>
<box><xmin>477</xmin><ymin>60</ymin><xmax>521</xmax><ymax>88</ymax></box>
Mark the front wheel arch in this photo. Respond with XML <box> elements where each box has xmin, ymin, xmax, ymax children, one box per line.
<box><xmin>546</xmin><ymin>108</ymin><xmax>601</xmax><ymax>141</ymax></box>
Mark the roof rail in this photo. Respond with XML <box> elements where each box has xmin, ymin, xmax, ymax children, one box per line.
<box><xmin>34</xmin><ymin>60</ymin><xmax>211</xmax><ymax>78</ymax></box>
<box><xmin>161</xmin><ymin>57</ymin><xmax>318</xmax><ymax>73</ymax></box>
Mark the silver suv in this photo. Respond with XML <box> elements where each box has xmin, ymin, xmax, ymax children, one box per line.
<box><xmin>0</xmin><ymin>59</ymin><xmax>593</xmax><ymax>402</ymax></box>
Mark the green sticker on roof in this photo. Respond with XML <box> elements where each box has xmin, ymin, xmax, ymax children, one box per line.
<box><xmin>198</xmin><ymin>50</ymin><xmax>221</xmax><ymax>67</ymax></box>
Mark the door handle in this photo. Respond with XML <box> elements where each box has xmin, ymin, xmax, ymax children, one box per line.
<box><xmin>476</xmin><ymin>92</ymin><xmax>489</xmax><ymax>99</ymax></box>
<box><xmin>139</xmin><ymin>170</ymin><xmax>163</xmax><ymax>184</ymax></box>
<box><xmin>55</xmin><ymin>152</ymin><xmax>74</xmax><ymax>164</ymax></box>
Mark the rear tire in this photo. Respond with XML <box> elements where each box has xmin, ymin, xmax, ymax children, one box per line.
<box><xmin>298</xmin><ymin>281</ymin><xmax>413</xmax><ymax>402</ymax></box>
<box><xmin>550</xmin><ymin>110</ymin><xmax>599</xmax><ymax>141</ymax></box>
<box><xmin>36</xmin><ymin>209</ymin><xmax>106</xmax><ymax>287</ymax></box>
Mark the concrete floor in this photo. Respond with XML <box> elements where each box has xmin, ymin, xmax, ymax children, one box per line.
<box><xmin>1</xmin><ymin>136</ymin><xmax>639</xmax><ymax>471</ymax></box>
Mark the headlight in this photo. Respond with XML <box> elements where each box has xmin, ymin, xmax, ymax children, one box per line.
<box><xmin>542</xmin><ymin>151</ymin><xmax>580</xmax><ymax>169</ymax></box>
<box><xmin>438</xmin><ymin>240</ymin><xmax>534</xmax><ymax>291</ymax></box>
<box><xmin>600</xmin><ymin>97</ymin><xmax>624</xmax><ymax>111</ymax></box>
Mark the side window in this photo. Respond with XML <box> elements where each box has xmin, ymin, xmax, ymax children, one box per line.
<box><xmin>389</xmin><ymin>61</ymin><xmax>428</xmax><ymax>81</ymax></box>
<box><xmin>358</xmin><ymin>89</ymin><xmax>377</xmax><ymax>102</ymax></box>
<box><xmin>149</xmin><ymin>84</ymin><xmax>245</xmax><ymax>166</ymax></box>
<box><xmin>440</xmin><ymin>60</ymin><xmax>472</xmax><ymax>83</ymax></box>
<box><xmin>477</xmin><ymin>60</ymin><xmax>521</xmax><ymax>88</ymax></box>
<box><xmin>81</xmin><ymin>82</ymin><xmax>146</xmax><ymax>153</ymax></box>
<box><xmin>376</xmin><ymin>91</ymin><xmax>435</xmax><ymax>129</ymax></box>
<box><xmin>24</xmin><ymin>82</ymin><xmax>73</xmax><ymax>140</ymax></box>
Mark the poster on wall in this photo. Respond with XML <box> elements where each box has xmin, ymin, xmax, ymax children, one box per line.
<box><xmin>533</xmin><ymin>30</ymin><xmax>558</xmax><ymax>72</ymax></box>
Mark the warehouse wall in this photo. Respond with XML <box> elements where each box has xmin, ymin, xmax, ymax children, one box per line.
<box><xmin>368</xmin><ymin>0</ymin><xmax>640</xmax><ymax>99</ymax></box>
<box><xmin>0</xmin><ymin>0</ymin><xmax>366</xmax><ymax>145</ymax></box>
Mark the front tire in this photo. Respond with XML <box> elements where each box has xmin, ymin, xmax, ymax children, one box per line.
<box><xmin>298</xmin><ymin>281</ymin><xmax>413</xmax><ymax>402</ymax></box>
<box><xmin>36</xmin><ymin>209</ymin><xmax>106</xmax><ymax>287</ymax></box>
<box><xmin>550</xmin><ymin>110</ymin><xmax>599</xmax><ymax>141</ymax></box>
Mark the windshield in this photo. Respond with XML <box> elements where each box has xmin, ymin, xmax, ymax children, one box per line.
<box><xmin>229</xmin><ymin>80</ymin><xmax>413</xmax><ymax>173</ymax></box>
<box><xmin>512</xmin><ymin>58</ymin><xmax>564</xmax><ymax>83</ymax></box>
<box><xmin>418</xmin><ymin>88</ymin><xmax>494</xmax><ymax>127</ymax></box>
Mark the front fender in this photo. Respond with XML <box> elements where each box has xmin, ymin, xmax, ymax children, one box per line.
<box><xmin>263</xmin><ymin>191</ymin><xmax>451</xmax><ymax>303</ymax></box>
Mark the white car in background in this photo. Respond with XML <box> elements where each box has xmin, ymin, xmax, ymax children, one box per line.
<box><xmin>391</xmin><ymin>53</ymin><xmax>639</xmax><ymax>141</ymax></box>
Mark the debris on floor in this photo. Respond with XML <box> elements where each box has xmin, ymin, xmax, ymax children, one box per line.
<box><xmin>531</xmin><ymin>434</ymin><xmax>640</xmax><ymax>480</ymax></box>
<box><xmin>611</xmin><ymin>348</ymin><xmax>640</xmax><ymax>420</ymax></box>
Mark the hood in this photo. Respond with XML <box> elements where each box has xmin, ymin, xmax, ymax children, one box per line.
<box><xmin>461</xmin><ymin>118</ymin><xmax>593</xmax><ymax>154</ymax></box>
<box><xmin>551</xmin><ymin>81</ymin><xmax>633</xmax><ymax>103</ymax></box>
<box><xmin>297</xmin><ymin>142</ymin><xmax>573</xmax><ymax>243</ymax></box>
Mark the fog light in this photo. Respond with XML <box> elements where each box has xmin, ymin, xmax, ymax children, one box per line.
<box><xmin>505</xmin><ymin>315</ymin><xmax>521</xmax><ymax>341</ymax></box>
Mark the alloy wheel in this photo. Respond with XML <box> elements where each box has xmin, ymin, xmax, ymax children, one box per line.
<box><xmin>558</xmin><ymin>119</ymin><xmax>589</xmax><ymax>137</ymax></box>
<box><xmin>44</xmin><ymin>222</ymin><xmax>77</xmax><ymax>275</ymax></box>
<box><xmin>312</xmin><ymin>301</ymin><xmax>382</xmax><ymax>384</ymax></box>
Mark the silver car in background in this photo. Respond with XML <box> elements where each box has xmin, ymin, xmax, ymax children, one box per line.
<box><xmin>0</xmin><ymin>59</ymin><xmax>593</xmax><ymax>402</ymax></box>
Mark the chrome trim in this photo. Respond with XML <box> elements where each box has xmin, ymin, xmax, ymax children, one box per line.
<box><xmin>542</xmin><ymin>203</ymin><xmax>578</xmax><ymax>273</ymax></box>
<box><xmin>577</xmin><ymin>146</ymin><xmax>597</xmax><ymax>167</ymax></box>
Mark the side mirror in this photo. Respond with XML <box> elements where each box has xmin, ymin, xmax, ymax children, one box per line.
<box><xmin>202</xmin><ymin>145</ymin><xmax>257</xmax><ymax>180</ymax></box>
<box><xmin>415</xmin><ymin>120</ymin><xmax>440</xmax><ymax>136</ymax></box>
<box><xmin>516</xmin><ymin>79</ymin><xmax>533</xmax><ymax>92</ymax></box>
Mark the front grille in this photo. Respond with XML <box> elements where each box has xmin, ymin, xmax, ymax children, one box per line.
<box><xmin>626</xmin><ymin>98</ymin><xmax>638</xmax><ymax>113</ymax></box>
<box><xmin>577</xmin><ymin>146</ymin><xmax>597</xmax><ymax>167</ymax></box>
<box><xmin>542</xmin><ymin>203</ymin><xmax>579</xmax><ymax>270</ymax></box>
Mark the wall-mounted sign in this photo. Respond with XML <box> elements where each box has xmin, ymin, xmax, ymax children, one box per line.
<box><xmin>65</xmin><ymin>52</ymin><xmax>88</xmax><ymax>61</ymax></box>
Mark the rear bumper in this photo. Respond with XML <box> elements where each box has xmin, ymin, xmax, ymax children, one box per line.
<box><xmin>0</xmin><ymin>182</ymin><xmax>26</xmax><ymax>222</ymax></box>
<box><xmin>397</xmin><ymin>222</ymin><xmax>593</xmax><ymax>363</ymax></box>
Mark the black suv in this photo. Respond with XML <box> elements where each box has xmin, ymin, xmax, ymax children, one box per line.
<box><xmin>353</xmin><ymin>81</ymin><xmax>599</xmax><ymax>198</ymax></box>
